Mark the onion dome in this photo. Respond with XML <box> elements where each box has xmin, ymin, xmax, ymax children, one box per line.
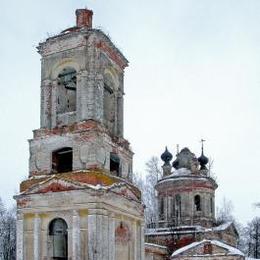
<box><xmin>198</xmin><ymin>140</ymin><xmax>209</xmax><ymax>170</ymax></box>
<box><xmin>161</xmin><ymin>147</ymin><xmax>173</xmax><ymax>165</ymax></box>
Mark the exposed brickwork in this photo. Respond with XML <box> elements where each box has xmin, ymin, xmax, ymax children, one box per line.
<box><xmin>96</xmin><ymin>40</ymin><xmax>128</xmax><ymax>69</ymax></box>
<box><xmin>76</xmin><ymin>9</ymin><xmax>93</xmax><ymax>28</ymax></box>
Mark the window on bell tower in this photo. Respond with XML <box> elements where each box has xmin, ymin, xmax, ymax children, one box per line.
<box><xmin>194</xmin><ymin>195</ymin><xmax>201</xmax><ymax>211</ymax></box>
<box><xmin>57</xmin><ymin>67</ymin><xmax>77</xmax><ymax>114</ymax></box>
<box><xmin>52</xmin><ymin>147</ymin><xmax>73</xmax><ymax>173</ymax></box>
<box><xmin>103</xmin><ymin>73</ymin><xmax>116</xmax><ymax>133</ymax></box>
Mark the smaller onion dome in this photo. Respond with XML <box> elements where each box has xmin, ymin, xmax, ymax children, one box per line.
<box><xmin>198</xmin><ymin>140</ymin><xmax>209</xmax><ymax>170</ymax></box>
<box><xmin>161</xmin><ymin>147</ymin><xmax>173</xmax><ymax>165</ymax></box>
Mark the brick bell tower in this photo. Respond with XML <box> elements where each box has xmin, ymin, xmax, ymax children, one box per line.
<box><xmin>15</xmin><ymin>9</ymin><xmax>144</xmax><ymax>260</ymax></box>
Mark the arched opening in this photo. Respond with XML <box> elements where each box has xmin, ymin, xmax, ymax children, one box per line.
<box><xmin>49</xmin><ymin>218</ymin><xmax>68</xmax><ymax>260</ymax></box>
<box><xmin>175</xmin><ymin>194</ymin><xmax>181</xmax><ymax>224</ymax></box>
<box><xmin>57</xmin><ymin>67</ymin><xmax>77</xmax><ymax>114</ymax></box>
<box><xmin>110</xmin><ymin>152</ymin><xmax>120</xmax><ymax>176</ymax></box>
<box><xmin>210</xmin><ymin>197</ymin><xmax>214</xmax><ymax>214</ymax></box>
<box><xmin>103</xmin><ymin>73</ymin><xmax>116</xmax><ymax>133</ymax></box>
<box><xmin>159</xmin><ymin>197</ymin><xmax>164</xmax><ymax>220</ymax></box>
<box><xmin>194</xmin><ymin>195</ymin><xmax>201</xmax><ymax>211</ymax></box>
<box><xmin>52</xmin><ymin>147</ymin><xmax>72</xmax><ymax>173</ymax></box>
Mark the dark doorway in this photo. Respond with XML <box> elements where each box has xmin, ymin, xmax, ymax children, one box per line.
<box><xmin>110</xmin><ymin>153</ymin><xmax>120</xmax><ymax>176</ymax></box>
<box><xmin>52</xmin><ymin>147</ymin><xmax>72</xmax><ymax>173</ymax></box>
<box><xmin>49</xmin><ymin>218</ymin><xmax>68</xmax><ymax>260</ymax></box>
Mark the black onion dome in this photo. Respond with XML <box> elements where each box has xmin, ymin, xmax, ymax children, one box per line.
<box><xmin>198</xmin><ymin>151</ymin><xmax>209</xmax><ymax>169</ymax></box>
<box><xmin>161</xmin><ymin>147</ymin><xmax>173</xmax><ymax>164</ymax></box>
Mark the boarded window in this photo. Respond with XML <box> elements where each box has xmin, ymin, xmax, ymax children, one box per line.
<box><xmin>203</xmin><ymin>243</ymin><xmax>213</xmax><ymax>254</ymax></box>
<box><xmin>195</xmin><ymin>195</ymin><xmax>201</xmax><ymax>211</ymax></box>
<box><xmin>49</xmin><ymin>218</ymin><xmax>68</xmax><ymax>260</ymax></box>
<box><xmin>52</xmin><ymin>147</ymin><xmax>72</xmax><ymax>173</ymax></box>
<box><xmin>57</xmin><ymin>67</ymin><xmax>77</xmax><ymax>114</ymax></box>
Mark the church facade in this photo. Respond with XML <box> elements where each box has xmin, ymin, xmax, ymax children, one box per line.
<box><xmin>15</xmin><ymin>8</ymin><xmax>245</xmax><ymax>260</ymax></box>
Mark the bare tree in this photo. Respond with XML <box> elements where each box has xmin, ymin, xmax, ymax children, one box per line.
<box><xmin>216</xmin><ymin>197</ymin><xmax>234</xmax><ymax>225</ymax></box>
<box><xmin>244</xmin><ymin>217</ymin><xmax>260</xmax><ymax>258</ymax></box>
<box><xmin>0</xmin><ymin>199</ymin><xmax>16</xmax><ymax>260</ymax></box>
<box><xmin>133</xmin><ymin>157</ymin><xmax>162</xmax><ymax>225</ymax></box>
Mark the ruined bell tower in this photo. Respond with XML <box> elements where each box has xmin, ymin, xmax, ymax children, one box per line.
<box><xmin>15</xmin><ymin>9</ymin><xmax>144</xmax><ymax>260</ymax></box>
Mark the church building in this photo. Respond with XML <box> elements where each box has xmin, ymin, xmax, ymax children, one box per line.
<box><xmin>15</xmin><ymin>8</ymin><xmax>245</xmax><ymax>260</ymax></box>
<box><xmin>15</xmin><ymin>9</ymin><xmax>144</xmax><ymax>260</ymax></box>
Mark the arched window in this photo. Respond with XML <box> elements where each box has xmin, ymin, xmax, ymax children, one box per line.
<box><xmin>103</xmin><ymin>73</ymin><xmax>116</xmax><ymax>133</ymax></box>
<box><xmin>159</xmin><ymin>197</ymin><xmax>164</xmax><ymax>219</ymax></box>
<box><xmin>49</xmin><ymin>218</ymin><xmax>68</xmax><ymax>260</ymax></box>
<box><xmin>194</xmin><ymin>195</ymin><xmax>201</xmax><ymax>211</ymax></box>
<box><xmin>175</xmin><ymin>194</ymin><xmax>181</xmax><ymax>224</ymax></box>
<box><xmin>52</xmin><ymin>147</ymin><xmax>72</xmax><ymax>173</ymax></box>
<box><xmin>57</xmin><ymin>67</ymin><xmax>77</xmax><ymax>114</ymax></box>
<box><xmin>210</xmin><ymin>197</ymin><xmax>214</xmax><ymax>214</ymax></box>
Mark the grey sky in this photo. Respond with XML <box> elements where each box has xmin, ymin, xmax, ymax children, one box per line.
<box><xmin>0</xmin><ymin>0</ymin><xmax>259</xmax><ymax>224</ymax></box>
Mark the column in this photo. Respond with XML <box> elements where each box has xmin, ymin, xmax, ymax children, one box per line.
<box><xmin>133</xmin><ymin>221</ymin><xmax>137</xmax><ymax>260</ymax></box>
<box><xmin>116</xmin><ymin>92</ymin><xmax>124</xmax><ymax>137</ymax></box>
<box><xmin>108</xmin><ymin>214</ymin><xmax>115</xmax><ymax>260</ymax></box>
<box><xmin>16</xmin><ymin>212</ymin><xmax>24</xmax><ymax>260</ymax></box>
<box><xmin>72</xmin><ymin>210</ymin><xmax>81</xmax><ymax>260</ymax></box>
<box><xmin>33</xmin><ymin>213</ymin><xmax>41</xmax><ymax>260</ymax></box>
<box><xmin>88</xmin><ymin>209</ymin><xmax>109</xmax><ymax>260</ymax></box>
<box><xmin>40</xmin><ymin>79</ymin><xmax>52</xmax><ymax>128</ymax></box>
<box><xmin>51</xmin><ymin>80</ymin><xmax>57</xmax><ymax>128</ymax></box>
<box><xmin>140</xmin><ymin>221</ymin><xmax>145</xmax><ymax>260</ymax></box>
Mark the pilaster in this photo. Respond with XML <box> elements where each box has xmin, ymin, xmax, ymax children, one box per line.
<box><xmin>72</xmin><ymin>210</ymin><xmax>81</xmax><ymax>260</ymax></box>
<box><xmin>88</xmin><ymin>208</ymin><xmax>109</xmax><ymax>260</ymax></box>
<box><xmin>33</xmin><ymin>213</ymin><xmax>41</xmax><ymax>260</ymax></box>
<box><xmin>108</xmin><ymin>214</ymin><xmax>116</xmax><ymax>260</ymax></box>
<box><xmin>51</xmin><ymin>80</ymin><xmax>57</xmax><ymax>128</ymax></box>
<box><xmin>16</xmin><ymin>212</ymin><xmax>24</xmax><ymax>260</ymax></box>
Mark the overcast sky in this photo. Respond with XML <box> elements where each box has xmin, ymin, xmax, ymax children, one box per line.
<box><xmin>0</xmin><ymin>0</ymin><xmax>259</xmax><ymax>225</ymax></box>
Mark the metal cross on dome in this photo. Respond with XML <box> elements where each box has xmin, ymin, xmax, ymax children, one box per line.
<box><xmin>200</xmin><ymin>139</ymin><xmax>206</xmax><ymax>152</ymax></box>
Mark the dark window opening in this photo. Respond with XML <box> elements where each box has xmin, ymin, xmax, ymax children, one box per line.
<box><xmin>52</xmin><ymin>147</ymin><xmax>72</xmax><ymax>173</ymax></box>
<box><xmin>160</xmin><ymin>197</ymin><xmax>164</xmax><ymax>219</ymax></box>
<box><xmin>103</xmin><ymin>73</ymin><xmax>116</xmax><ymax>134</ymax></box>
<box><xmin>49</xmin><ymin>218</ymin><xmax>68</xmax><ymax>260</ymax></box>
<box><xmin>195</xmin><ymin>195</ymin><xmax>201</xmax><ymax>211</ymax></box>
<box><xmin>57</xmin><ymin>67</ymin><xmax>77</xmax><ymax>114</ymax></box>
<box><xmin>175</xmin><ymin>194</ymin><xmax>181</xmax><ymax>224</ymax></box>
<box><xmin>110</xmin><ymin>153</ymin><xmax>120</xmax><ymax>176</ymax></box>
<box><xmin>210</xmin><ymin>197</ymin><xmax>213</xmax><ymax>214</ymax></box>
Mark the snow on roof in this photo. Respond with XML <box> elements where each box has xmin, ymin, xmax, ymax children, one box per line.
<box><xmin>145</xmin><ymin>243</ymin><xmax>168</xmax><ymax>250</ymax></box>
<box><xmin>171</xmin><ymin>239</ymin><xmax>245</xmax><ymax>257</ymax></box>
<box><xmin>146</xmin><ymin>221</ymin><xmax>233</xmax><ymax>237</ymax></box>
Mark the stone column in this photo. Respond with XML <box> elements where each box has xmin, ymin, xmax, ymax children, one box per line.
<box><xmin>133</xmin><ymin>221</ymin><xmax>137</xmax><ymax>260</ymax></box>
<box><xmin>51</xmin><ymin>80</ymin><xmax>57</xmax><ymax>128</ymax></box>
<box><xmin>108</xmin><ymin>214</ymin><xmax>115</xmax><ymax>260</ymax></box>
<box><xmin>33</xmin><ymin>213</ymin><xmax>41</xmax><ymax>260</ymax></box>
<box><xmin>77</xmin><ymin>70</ymin><xmax>87</xmax><ymax>121</ymax></box>
<box><xmin>116</xmin><ymin>92</ymin><xmax>124</xmax><ymax>137</ymax></box>
<box><xmin>40</xmin><ymin>79</ymin><xmax>52</xmax><ymax>128</ymax></box>
<box><xmin>140</xmin><ymin>221</ymin><xmax>145</xmax><ymax>260</ymax></box>
<box><xmin>95</xmin><ymin>74</ymin><xmax>104</xmax><ymax>123</ymax></box>
<box><xmin>88</xmin><ymin>208</ymin><xmax>109</xmax><ymax>260</ymax></box>
<box><xmin>16</xmin><ymin>212</ymin><xmax>24</xmax><ymax>260</ymax></box>
<box><xmin>72</xmin><ymin>210</ymin><xmax>81</xmax><ymax>260</ymax></box>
